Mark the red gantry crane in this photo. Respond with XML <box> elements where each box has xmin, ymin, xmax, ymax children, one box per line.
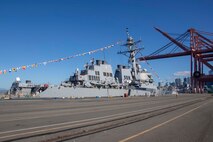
<box><xmin>138</xmin><ymin>28</ymin><xmax>213</xmax><ymax>93</ymax></box>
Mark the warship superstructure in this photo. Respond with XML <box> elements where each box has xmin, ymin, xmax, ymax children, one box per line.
<box><xmin>39</xmin><ymin>30</ymin><xmax>158</xmax><ymax>98</ymax></box>
<box><xmin>8</xmin><ymin>77</ymin><xmax>48</xmax><ymax>98</ymax></box>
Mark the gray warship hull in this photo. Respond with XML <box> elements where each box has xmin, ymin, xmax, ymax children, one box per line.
<box><xmin>39</xmin><ymin>85</ymin><xmax>157</xmax><ymax>98</ymax></box>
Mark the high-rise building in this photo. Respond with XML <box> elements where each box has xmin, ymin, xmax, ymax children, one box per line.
<box><xmin>158</xmin><ymin>82</ymin><xmax>162</xmax><ymax>87</ymax></box>
<box><xmin>175</xmin><ymin>78</ymin><xmax>182</xmax><ymax>87</ymax></box>
<box><xmin>183</xmin><ymin>77</ymin><xmax>190</xmax><ymax>87</ymax></box>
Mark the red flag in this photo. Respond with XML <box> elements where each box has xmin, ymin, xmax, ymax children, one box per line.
<box><xmin>22</xmin><ymin>66</ymin><xmax>26</xmax><ymax>70</ymax></box>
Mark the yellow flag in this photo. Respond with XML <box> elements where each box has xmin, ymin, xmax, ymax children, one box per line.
<box><xmin>12</xmin><ymin>68</ymin><xmax>17</xmax><ymax>72</ymax></box>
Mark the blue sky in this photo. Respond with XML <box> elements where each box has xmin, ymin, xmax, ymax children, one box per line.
<box><xmin>0</xmin><ymin>0</ymin><xmax>213</xmax><ymax>89</ymax></box>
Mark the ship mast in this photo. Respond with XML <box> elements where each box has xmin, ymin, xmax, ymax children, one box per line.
<box><xmin>118</xmin><ymin>28</ymin><xmax>143</xmax><ymax>81</ymax></box>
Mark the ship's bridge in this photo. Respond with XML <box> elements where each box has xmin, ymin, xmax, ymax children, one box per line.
<box><xmin>86</xmin><ymin>60</ymin><xmax>114</xmax><ymax>83</ymax></box>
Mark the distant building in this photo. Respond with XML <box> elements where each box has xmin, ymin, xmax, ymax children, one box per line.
<box><xmin>207</xmin><ymin>70</ymin><xmax>213</xmax><ymax>86</ymax></box>
<box><xmin>209</xmin><ymin>70</ymin><xmax>213</xmax><ymax>75</ymax></box>
<box><xmin>158</xmin><ymin>82</ymin><xmax>161</xmax><ymax>87</ymax></box>
<box><xmin>183</xmin><ymin>77</ymin><xmax>190</xmax><ymax>87</ymax></box>
<box><xmin>175</xmin><ymin>78</ymin><xmax>182</xmax><ymax>87</ymax></box>
<box><xmin>170</xmin><ymin>82</ymin><xmax>175</xmax><ymax>87</ymax></box>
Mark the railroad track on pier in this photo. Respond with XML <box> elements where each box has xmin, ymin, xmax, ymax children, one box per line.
<box><xmin>0</xmin><ymin>97</ymin><xmax>210</xmax><ymax>142</ymax></box>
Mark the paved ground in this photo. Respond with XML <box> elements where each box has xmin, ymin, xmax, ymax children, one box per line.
<box><xmin>74</xmin><ymin>96</ymin><xmax>213</xmax><ymax>142</ymax></box>
<box><xmin>0</xmin><ymin>94</ymin><xmax>212</xmax><ymax>142</ymax></box>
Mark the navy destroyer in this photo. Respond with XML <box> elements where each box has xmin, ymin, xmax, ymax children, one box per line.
<box><xmin>39</xmin><ymin>30</ymin><xmax>158</xmax><ymax>98</ymax></box>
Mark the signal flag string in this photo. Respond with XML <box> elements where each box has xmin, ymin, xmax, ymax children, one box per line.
<box><xmin>0</xmin><ymin>41</ymin><xmax>123</xmax><ymax>75</ymax></box>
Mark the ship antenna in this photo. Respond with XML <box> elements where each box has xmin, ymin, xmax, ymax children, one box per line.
<box><xmin>126</xmin><ymin>28</ymin><xmax>130</xmax><ymax>38</ymax></box>
<box><xmin>118</xmin><ymin>29</ymin><xmax>144</xmax><ymax>81</ymax></box>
